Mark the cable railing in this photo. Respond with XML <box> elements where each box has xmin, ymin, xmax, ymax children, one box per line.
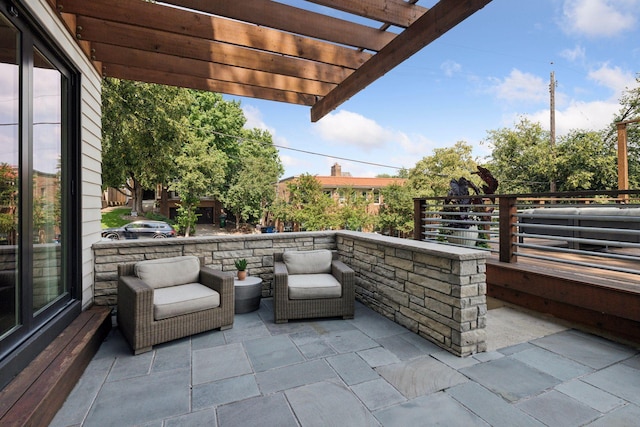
<box><xmin>414</xmin><ymin>190</ymin><xmax>640</xmax><ymax>276</ymax></box>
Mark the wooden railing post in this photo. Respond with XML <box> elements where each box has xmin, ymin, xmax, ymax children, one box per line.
<box><xmin>414</xmin><ymin>198</ymin><xmax>424</xmax><ymax>240</ymax></box>
<box><xmin>499</xmin><ymin>196</ymin><xmax>517</xmax><ymax>263</ymax></box>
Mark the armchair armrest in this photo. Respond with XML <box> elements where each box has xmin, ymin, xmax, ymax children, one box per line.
<box><xmin>117</xmin><ymin>274</ymin><xmax>154</xmax><ymax>346</ymax></box>
<box><xmin>274</xmin><ymin>261</ymin><xmax>289</xmax><ymax>295</ymax></box>
<box><xmin>200</xmin><ymin>266</ymin><xmax>234</xmax><ymax>308</ymax></box>
<box><xmin>332</xmin><ymin>260</ymin><xmax>355</xmax><ymax>283</ymax></box>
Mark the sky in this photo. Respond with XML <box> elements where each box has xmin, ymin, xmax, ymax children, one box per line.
<box><xmin>225</xmin><ymin>0</ymin><xmax>640</xmax><ymax>179</ymax></box>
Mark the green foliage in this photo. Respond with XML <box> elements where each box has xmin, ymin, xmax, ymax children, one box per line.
<box><xmin>483</xmin><ymin>117</ymin><xmax>551</xmax><ymax>193</ymax></box>
<box><xmin>101</xmin><ymin>208</ymin><xmax>132</xmax><ymax>229</ymax></box>
<box><xmin>335</xmin><ymin>187</ymin><xmax>375</xmax><ymax>231</ymax></box>
<box><xmin>174</xmin><ymin>201</ymin><xmax>198</xmax><ymax>237</ymax></box>
<box><xmin>101</xmin><ymin>78</ymin><xmax>192</xmax><ymax>213</ymax></box>
<box><xmin>225</xmin><ymin>129</ymin><xmax>283</xmax><ymax>227</ymax></box>
<box><xmin>272</xmin><ymin>174</ymin><xmax>335</xmax><ymax>230</ymax></box>
<box><xmin>377</xmin><ymin>183</ymin><xmax>414</xmax><ymax>236</ymax></box>
<box><xmin>607</xmin><ymin>74</ymin><xmax>640</xmax><ymax>188</ymax></box>
<box><xmin>485</xmin><ymin>117</ymin><xmax>620</xmax><ymax>193</ymax></box>
<box><xmin>172</xmin><ymin>138</ymin><xmax>227</xmax><ymax>236</ymax></box>
<box><xmin>407</xmin><ymin>141</ymin><xmax>478</xmax><ymax>197</ymax></box>
<box><xmin>556</xmin><ymin>130</ymin><xmax>617</xmax><ymax>190</ymax></box>
<box><xmin>234</xmin><ymin>258</ymin><xmax>247</xmax><ymax>271</ymax></box>
<box><xmin>0</xmin><ymin>163</ymin><xmax>17</xmax><ymax>235</ymax></box>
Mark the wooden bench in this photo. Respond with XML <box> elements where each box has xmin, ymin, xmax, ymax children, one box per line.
<box><xmin>0</xmin><ymin>306</ymin><xmax>111</xmax><ymax>426</ymax></box>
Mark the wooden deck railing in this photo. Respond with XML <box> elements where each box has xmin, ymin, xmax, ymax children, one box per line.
<box><xmin>414</xmin><ymin>189</ymin><xmax>640</xmax><ymax>276</ymax></box>
<box><xmin>414</xmin><ymin>190</ymin><xmax>640</xmax><ymax>344</ymax></box>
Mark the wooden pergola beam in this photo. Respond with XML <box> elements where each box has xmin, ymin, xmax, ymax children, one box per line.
<box><xmin>307</xmin><ymin>0</ymin><xmax>428</xmax><ymax>28</ymax></box>
<box><xmin>163</xmin><ymin>0</ymin><xmax>395</xmax><ymax>52</ymax></box>
<box><xmin>92</xmin><ymin>43</ymin><xmax>336</xmax><ymax>97</ymax></box>
<box><xmin>76</xmin><ymin>17</ymin><xmax>353</xmax><ymax>84</ymax></box>
<box><xmin>60</xmin><ymin>0</ymin><xmax>371</xmax><ymax>69</ymax></box>
<box><xmin>103</xmin><ymin>64</ymin><xmax>317</xmax><ymax>106</ymax></box>
<box><xmin>311</xmin><ymin>0</ymin><xmax>492</xmax><ymax>121</ymax></box>
<box><xmin>49</xmin><ymin>0</ymin><xmax>494</xmax><ymax>121</ymax></box>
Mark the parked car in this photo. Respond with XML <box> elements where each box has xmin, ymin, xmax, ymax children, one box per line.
<box><xmin>101</xmin><ymin>220</ymin><xmax>176</xmax><ymax>240</ymax></box>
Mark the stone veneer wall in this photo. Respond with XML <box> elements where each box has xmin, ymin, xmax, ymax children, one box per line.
<box><xmin>92</xmin><ymin>231</ymin><xmax>487</xmax><ymax>356</ymax></box>
<box><xmin>92</xmin><ymin>232</ymin><xmax>337</xmax><ymax>306</ymax></box>
<box><xmin>337</xmin><ymin>231</ymin><xmax>488</xmax><ymax>356</ymax></box>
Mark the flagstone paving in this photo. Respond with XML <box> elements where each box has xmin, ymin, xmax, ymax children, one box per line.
<box><xmin>51</xmin><ymin>300</ymin><xmax>640</xmax><ymax>426</ymax></box>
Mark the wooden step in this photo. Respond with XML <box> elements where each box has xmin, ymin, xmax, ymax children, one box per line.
<box><xmin>0</xmin><ymin>306</ymin><xmax>112</xmax><ymax>427</ymax></box>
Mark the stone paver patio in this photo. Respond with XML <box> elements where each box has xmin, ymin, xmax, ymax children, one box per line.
<box><xmin>51</xmin><ymin>300</ymin><xmax>640</xmax><ymax>426</ymax></box>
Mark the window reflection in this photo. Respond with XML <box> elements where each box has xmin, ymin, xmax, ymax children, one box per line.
<box><xmin>32</xmin><ymin>49</ymin><xmax>63</xmax><ymax>313</ymax></box>
<box><xmin>0</xmin><ymin>15</ymin><xmax>19</xmax><ymax>337</ymax></box>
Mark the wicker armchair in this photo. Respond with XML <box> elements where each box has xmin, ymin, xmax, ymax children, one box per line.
<box><xmin>274</xmin><ymin>250</ymin><xmax>355</xmax><ymax>323</ymax></box>
<box><xmin>117</xmin><ymin>256</ymin><xmax>234</xmax><ymax>354</ymax></box>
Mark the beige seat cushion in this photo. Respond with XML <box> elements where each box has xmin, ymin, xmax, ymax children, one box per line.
<box><xmin>283</xmin><ymin>250</ymin><xmax>332</xmax><ymax>275</ymax></box>
<box><xmin>153</xmin><ymin>283</ymin><xmax>220</xmax><ymax>320</ymax></box>
<box><xmin>288</xmin><ymin>274</ymin><xmax>342</xmax><ymax>299</ymax></box>
<box><xmin>135</xmin><ymin>256</ymin><xmax>201</xmax><ymax>289</ymax></box>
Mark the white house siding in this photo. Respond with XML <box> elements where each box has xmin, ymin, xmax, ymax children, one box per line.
<box><xmin>25</xmin><ymin>1</ymin><xmax>103</xmax><ymax>308</ymax></box>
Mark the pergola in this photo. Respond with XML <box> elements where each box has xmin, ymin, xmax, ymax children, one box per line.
<box><xmin>50</xmin><ymin>0</ymin><xmax>491</xmax><ymax>121</ymax></box>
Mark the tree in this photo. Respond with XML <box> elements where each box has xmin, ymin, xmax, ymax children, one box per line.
<box><xmin>335</xmin><ymin>187</ymin><xmax>375</xmax><ymax>231</ymax></box>
<box><xmin>188</xmin><ymin>91</ymin><xmax>247</xmax><ymax>194</ymax></box>
<box><xmin>377</xmin><ymin>183</ymin><xmax>414</xmax><ymax>237</ymax></box>
<box><xmin>273</xmin><ymin>174</ymin><xmax>334</xmax><ymax>231</ymax></box>
<box><xmin>607</xmin><ymin>74</ymin><xmax>640</xmax><ymax>189</ymax></box>
<box><xmin>0</xmin><ymin>163</ymin><xmax>17</xmax><ymax>244</ymax></box>
<box><xmin>486</xmin><ymin>117</ymin><xmax>621</xmax><ymax>193</ymax></box>
<box><xmin>407</xmin><ymin>141</ymin><xmax>478</xmax><ymax>197</ymax></box>
<box><xmin>483</xmin><ymin>118</ymin><xmax>552</xmax><ymax>193</ymax></box>
<box><xmin>172</xmin><ymin>139</ymin><xmax>227</xmax><ymax>237</ymax></box>
<box><xmin>555</xmin><ymin>130</ymin><xmax>617</xmax><ymax>191</ymax></box>
<box><xmin>225</xmin><ymin>129</ymin><xmax>283</xmax><ymax>228</ymax></box>
<box><xmin>101</xmin><ymin>79</ymin><xmax>192</xmax><ymax>214</ymax></box>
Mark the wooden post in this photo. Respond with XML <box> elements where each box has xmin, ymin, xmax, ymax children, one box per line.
<box><xmin>414</xmin><ymin>198</ymin><xmax>424</xmax><ymax>240</ymax></box>
<box><xmin>617</xmin><ymin>122</ymin><xmax>629</xmax><ymax>193</ymax></box>
<box><xmin>499</xmin><ymin>196</ymin><xmax>517</xmax><ymax>263</ymax></box>
<box><xmin>616</xmin><ymin>118</ymin><xmax>639</xmax><ymax>203</ymax></box>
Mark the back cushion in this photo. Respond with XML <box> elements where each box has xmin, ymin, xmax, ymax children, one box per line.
<box><xmin>283</xmin><ymin>250</ymin><xmax>332</xmax><ymax>275</ymax></box>
<box><xmin>134</xmin><ymin>256</ymin><xmax>200</xmax><ymax>289</ymax></box>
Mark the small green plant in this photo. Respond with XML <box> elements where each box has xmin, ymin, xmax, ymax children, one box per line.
<box><xmin>234</xmin><ymin>258</ymin><xmax>247</xmax><ymax>271</ymax></box>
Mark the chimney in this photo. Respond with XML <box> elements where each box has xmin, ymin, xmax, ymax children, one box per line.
<box><xmin>331</xmin><ymin>163</ymin><xmax>341</xmax><ymax>177</ymax></box>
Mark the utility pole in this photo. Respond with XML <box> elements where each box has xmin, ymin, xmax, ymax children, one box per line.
<box><xmin>549</xmin><ymin>70</ymin><xmax>557</xmax><ymax>192</ymax></box>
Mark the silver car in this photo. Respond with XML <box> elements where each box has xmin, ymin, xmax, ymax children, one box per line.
<box><xmin>101</xmin><ymin>220</ymin><xmax>176</xmax><ymax>240</ymax></box>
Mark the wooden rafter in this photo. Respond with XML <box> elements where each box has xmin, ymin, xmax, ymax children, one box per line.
<box><xmin>307</xmin><ymin>0</ymin><xmax>428</xmax><ymax>28</ymax></box>
<box><xmin>311</xmin><ymin>0</ymin><xmax>493</xmax><ymax>121</ymax></box>
<box><xmin>50</xmin><ymin>0</ymin><xmax>492</xmax><ymax>121</ymax></box>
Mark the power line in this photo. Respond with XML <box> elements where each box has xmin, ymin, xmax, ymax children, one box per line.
<box><xmin>209</xmin><ymin>130</ymin><xmax>404</xmax><ymax>170</ymax></box>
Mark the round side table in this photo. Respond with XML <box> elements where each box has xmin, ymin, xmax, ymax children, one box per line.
<box><xmin>234</xmin><ymin>276</ymin><xmax>262</xmax><ymax>314</ymax></box>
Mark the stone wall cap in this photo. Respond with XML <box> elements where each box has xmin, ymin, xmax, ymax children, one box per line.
<box><xmin>337</xmin><ymin>231</ymin><xmax>488</xmax><ymax>261</ymax></box>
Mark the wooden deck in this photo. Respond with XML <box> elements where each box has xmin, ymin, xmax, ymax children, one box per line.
<box><xmin>486</xmin><ymin>245</ymin><xmax>640</xmax><ymax>346</ymax></box>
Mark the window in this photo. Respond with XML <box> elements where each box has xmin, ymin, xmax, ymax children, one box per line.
<box><xmin>0</xmin><ymin>4</ymin><xmax>81</xmax><ymax>386</ymax></box>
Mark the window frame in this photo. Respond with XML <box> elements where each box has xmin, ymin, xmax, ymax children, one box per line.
<box><xmin>0</xmin><ymin>1</ymin><xmax>82</xmax><ymax>389</ymax></box>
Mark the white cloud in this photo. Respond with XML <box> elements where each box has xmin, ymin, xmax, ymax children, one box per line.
<box><xmin>313</xmin><ymin>110</ymin><xmax>395</xmax><ymax>150</ymax></box>
<box><xmin>242</xmin><ymin>104</ymin><xmax>273</xmax><ymax>132</ymax></box>
<box><xmin>441</xmin><ymin>60</ymin><xmax>462</xmax><ymax>77</ymax></box>
<box><xmin>527</xmin><ymin>99</ymin><xmax>619</xmax><ymax>135</ymax></box>
<box><xmin>587</xmin><ymin>63</ymin><xmax>636</xmax><ymax>97</ymax></box>
<box><xmin>562</xmin><ymin>0</ymin><xmax>639</xmax><ymax>37</ymax></box>
<box><xmin>490</xmin><ymin>69</ymin><xmax>548</xmax><ymax>104</ymax></box>
<box><xmin>559</xmin><ymin>45</ymin><xmax>586</xmax><ymax>62</ymax></box>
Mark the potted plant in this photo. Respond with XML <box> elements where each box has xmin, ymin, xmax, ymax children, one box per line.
<box><xmin>234</xmin><ymin>258</ymin><xmax>248</xmax><ymax>280</ymax></box>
